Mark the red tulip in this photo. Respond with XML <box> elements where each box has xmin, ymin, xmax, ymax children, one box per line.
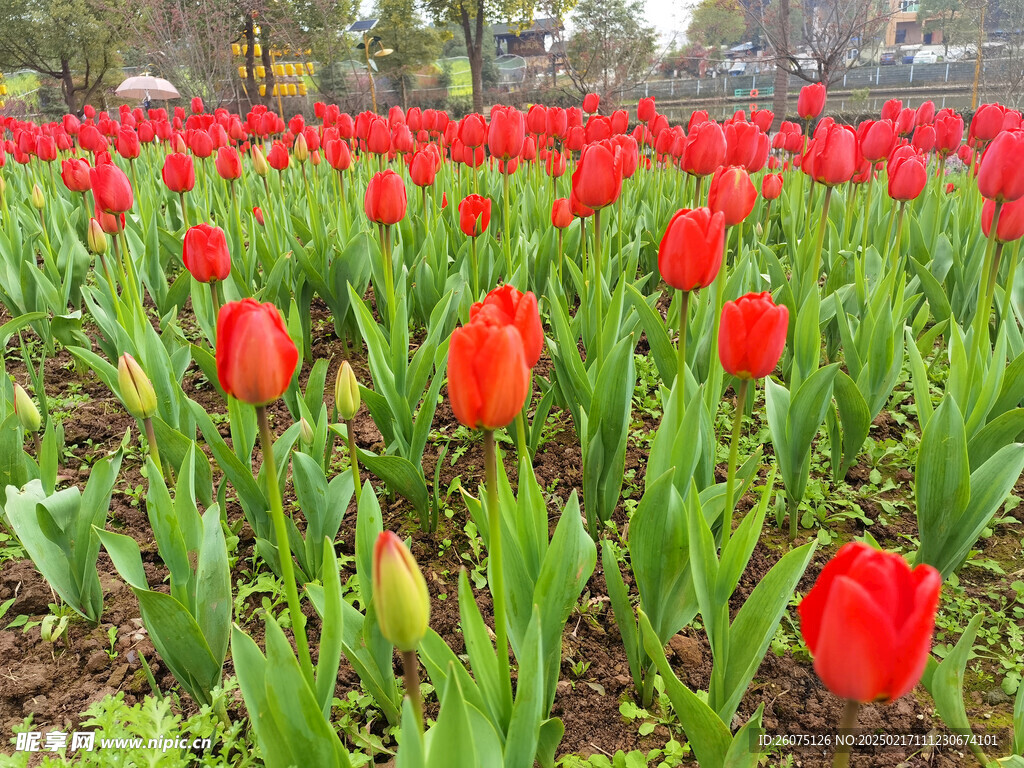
<box><xmin>216</xmin><ymin>299</ymin><xmax>298</xmax><ymax>405</ymax></box>
<box><xmin>970</xmin><ymin>103</ymin><xmax>1005</xmax><ymax>143</ymax></box>
<box><xmin>916</xmin><ymin>100</ymin><xmax>936</xmax><ymax>125</ymax></box>
<box><xmin>977</xmin><ymin>131</ymin><xmax>1024</xmax><ymax>202</ymax></box>
<box><xmin>191</xmin><ymin>97</ymin><xmax>205</xmax><ymax>114</ymax></box>
<box><xmin>637</xmin><ymin>97</ymin><xmax>656</xmax><ymax>124</ymax></box>
<box><xmin>552</xmin><ymin>198</ymin><xmax>573</xmax><ymax>229</ymax></box>
<box><xmin>115</xmin><ymin>129</ymin><xmax>140</xmax><ymax>160</ymax></box>
<box><xmin>90</xmin><ymin>163</ymin><xmax>133</xmax><ymax>214</ymax></box>
<box><xmin>526</xmin><ymin>104</ymin><xmax>547</xmax><ymax>135</ymax></box>
<box><xmin>469</xmin><ymin>284</ymin><xmax>543</xmax><ymax>367</ymax></box>
<box><xmin>189</xmin><ymin>129</ymin><xmax>215</xmax><ymax>159</ymax></box>
<box><xmin>364</xmin><ymin>170</ymin><xmax>407</xmax><ymax>225</ymax></box>
<box><xmin>718</xmin><ymin>291</ymin><xmax>789</xmax><ymax>379</ymax></box>
<box><xmin>982</xmin><ymin>196</ymin><xmax>1024</xmax><ymax>242</ymax></box>
<box><xmin>546</xmin><ymin>150</ymin><xmax>567</xmax><ymax>178</ymax></box>
<box><xmin>253</xmin><ymin>206</ymin><xmax>265</xmax><ymax>226</ymax></box>
<box><xmin>162</xmin><ymin>153</ymin><xmax>196</xmax><ymax>193</ymax></box>
<box><xmin>751</xmin><ymin>109</ymin><xmax>774</xmax><ymax>133</ymax></box>
<box><xmin>93</xmin><ymin>203</ymin><xmax>125</xmax><ymax>234</ymax></box>
<box><xmin>61</xmin><ymin>158</ymin><xmax>92</xmax><ymax>193</ymax></box>
<box><xmin>36</xmin><ymin>135</ymin><xmax>58</xmax><ymax>162</ymax></box>
<box><xmin>488</xmin><ymin>106</ymin><xmax>525</xmax><ymax>160</ymax></box>
<box><xmin>911</xmin><ymin>125</ymin><xmax>936</xmax><ymax>154</ymax></box>
<box><xmin>546</xmin><ymin>107</ymin><xmax>567</xmax><ymax>138</ymax></box>
<box><xmin>707</xmin><ymin>166</ymin><xmax>757</xmax><ymax>227</ymax></box>
<box><xmin>409</xmin><ymin>149</ymin><xmax>437</xmax><ymax>187</ymax></box>
<box><xmin>570</xmin><ymin>190</ymin><xmax>594</xmax><ymax>219</ymax></box>
<box><xmin>887</xmin><ymin>149</ymin><xmax>928</xmax><ymax>201</ymax></box>
<box><xmin>658</xmin><ymin>207</ymin><xmax>725</xmax><ymax>292</ymax></box>
<box><xmin>803</xmin><ymin>124</ymin><xmax>857</xmax><ymax>186</ymax></box>
<box><xmin>183</xmin><ymin>224</ymin><xmax>231</xmax><ymax>283</ymax></box>
<box><xmin>324</xmin><ymin>139</ymin><xmax>352</xmax><ymax>172</ymax></box>
<box><xmin>267</xmin><ymin>142</ymin><xmax>289</xmax><ymax>171</ymax></box>
<box><xmin>881</xmin><ymin>99</ymin><xmax>902</xmax><ymax>122</ymax></box>
<box><xmin>859</xmin><ymin>119</ymin><xmax>896</xmax><ymax>163</ymax></box>
<box><xmin>448</xmin><ymin>320</ymin><xmax>531</xmax><ymax>430</ymax></box>
<box><xmin>583</xmin><ymin>93</ymin><xmax>600</xmax><ymax>113</ymax></box>
<box><xmin>459</xmin><ymin>113</ymin><xmax>487</xmax><ymax>148</ymax></box>
<box><xmin>458</xmin><ymin>194</ymin><xmax>492</xmax><ymax>237</ymax></box>
<box><xmin>762</xmin><ymin>172</ymin><xmax>783</xmax><ymax>200</ymax></box>
<box><xmin>571</xmin><ymin>141</ymin><xmax>622</xmax><ymax>210</ymax></box>
<box><xmin>215</xmin><ymin>146</ymin><xmax>242</xmax><ymax>180</ymax></box>
<box><xmin>895</xmin><ymin>107</ymin><xmax>917</xmax><ymax>137</ymax></box>
<box><xmin>933</xmin><ymin>110</ymin><xmax>963</xmax><ymax>156</ymax></box>
<box><xmin>797</xmin><ymin>83</ymin><xmax>826</xmax><ymax>120</ymax></box>
<box><xmin>682</xmin><ymin>121</ymin><xmax>727</xmax><ymax>176</ymax></box>
<box><xmin>798</xmin><ymin>542</ymin><xmax>941</xmax><ymax>704</ymax></box>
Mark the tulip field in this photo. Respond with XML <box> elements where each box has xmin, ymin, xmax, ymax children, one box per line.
<box><xmin>2</xmin><ymin>88</ymin><xmax>1024</xmax><ymax>768</ymax></box>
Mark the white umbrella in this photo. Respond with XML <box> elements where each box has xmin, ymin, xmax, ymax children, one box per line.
<box><xmin>115</xmin><ymin>75</ymin><xmax>180</xmax><ymax>101</ymax></box>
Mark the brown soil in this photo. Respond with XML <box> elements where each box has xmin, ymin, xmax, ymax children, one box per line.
<box><xmin>0</xmin><ymin>299</ymin><xmax>1019</xmax><ymax>767</ymax></box>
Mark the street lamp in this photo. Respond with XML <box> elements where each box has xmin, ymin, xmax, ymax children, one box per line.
<box><xmin>349</xmin><ymin>19</ymin><xmax>393</xmax><ymax>113</ymax></box>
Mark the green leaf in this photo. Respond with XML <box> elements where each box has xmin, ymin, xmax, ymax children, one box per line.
<box><xmin>357</xmin><ymin>450</ymin><xmax>429</xmax><ymax>521</ymax></box>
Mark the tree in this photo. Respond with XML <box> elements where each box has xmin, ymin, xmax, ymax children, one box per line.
<box><xmin>919</xmin><ymin>0</ymin><xmax>982</xmax><ymax>54</ymax></box>
<box><xmin>0</xmin><ymin>0</ymin><xmax>137</xmax><ymax>114</ymax></box>
<box><xmin>688</xmin><ymin>0</ymin><xmax>747</xmax><ymax>49</ymax></box>
<box><xmin>562</xmin><ymin>0</ymin><xmax>658</xmax><ymax>100</ymax></box>
<box><xmin>422</xmin><ymin>0</ymin><xmax>576</xmax><ymax>112</ymax></box>
<box><xmin>374</xmin><ymin>0</ymin><xmax>447</xmax><ymax>108</ymax></box>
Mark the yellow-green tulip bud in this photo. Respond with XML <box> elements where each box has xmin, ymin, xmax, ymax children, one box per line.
<box><xmin>118</xmin><ymin>353</ymin><xmax>158</xmax><ymax>419</ymax></box>
<box><xmin>87</xmin><ymin>218</ymin><xmax>107</xmax><ymax>255</ymax></box>
<box><xmin>252</xmin><ymin>145</ymin><xmax>269</xmax><ymax>177</ymax></box>
<box><xmin>335</xmin><ymin>360</ymin><xmax>360</xmax><ymax>420</ymax></box>
<box><xmin>13</xmin><ymin>383</ymin><xmax>41</xmax><ymax>432</ymax></box>
<box><xmin>31</xmin><ymin>183</ymin><xmax>45</xmax><ymax>210</ymax></box>
<box><xmin>293</xmin><ymin>133</ymin><xmax>309</xmax><ymax>163</ymax></box>
<box><xmin>373</xmin><ymin>531</ymin><xmax>429</xmax><ymax>652</ymax></box>
<box><xmin>0</xmin><ymin>175</ymin><xmax>6</xmax><ymax>198</ymax></box>
<box><xmin>299</xmin><ymin>417</ymin><xmax>314</xmax><ymax>445</ymax></box>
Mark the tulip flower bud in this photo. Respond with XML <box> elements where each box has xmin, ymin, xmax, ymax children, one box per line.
<box><xmin>252</xmin><ymin>145</ymin><xmax>269</xmax><ymax>176</ymax></box>
<box><xmin>13</xmin><ymin>383</ymin><xmax>42</xmax><ymax>432</ymax></box>
<box><xmin>335</xmin><ymin>361</ymin><xmax>360</xmax><ymax>420</ymax></box>
<box><xmin>31</xmin><ymin>183</ymin><xmax>45</xmax><ymax>210</ymax></box>
<box><xmin>118</xmin><ymin>353</ymin><xmax>158</xmax><ymax>419</ymax></box>
<box><xmin>0</xmin><ymin>175</ymin><xmax>6</xmax><ymax>198</ymax></box>
<box><xmin>373</xmin><ymin>531</ymin><xmax>430</xmax><ymax>652</ymax></box>
<box><xmin>299</xmin><ymin>417</ymin><xmax>314</xmax><ymax>445</ymax></box>
<box><xmin>293</xmin><ymin>132</ymin><xmax>309</xmax><ymax>163</ymax></box>
<box><xmin>87</xmin><ymin>218</ymin><xmax>108</xmax><ymax>255</ymax></box>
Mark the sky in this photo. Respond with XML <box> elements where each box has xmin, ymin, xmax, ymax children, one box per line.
<box><xmin>644</xmin><ymin>0</ymin><xmax>691</xmax><ymax>46</ymax></box>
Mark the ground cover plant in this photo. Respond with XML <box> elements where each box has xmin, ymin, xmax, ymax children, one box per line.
<box><xmin>0</xmin><ymin>89</ymin><xmax>1022</xmax><ymax>768</ymax></box>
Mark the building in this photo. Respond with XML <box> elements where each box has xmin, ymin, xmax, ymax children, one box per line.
<box><xmin>884</xmin><ymin>0</ymin><xmax>945</xmax><ymax>46</ymax></box>
<box><xmin>493</xmin><ymin>17</ymin><xmax>563</xmax><ymax>57</ymax></box>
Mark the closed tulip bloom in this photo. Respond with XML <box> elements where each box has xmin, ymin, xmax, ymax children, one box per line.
<box><xmin>982</xmin><ymin>196</ymin><xmax>1024</xmax><ymax>242</ymax></box>
<box><xmin>189</xmin><ymin>129</ymin><xmax>215</xmax><ymax>159</ymax></box>
<box><xmin>570</xmin><ymin>190</ymin><xmax>595</xmax><ymax>219</ymax></box>
<box><xmin>933</xmin><ymin>111</ymin><xmax>963</xmax><ymax>156</ymax></box>
<box><xmin>87</xmin><ymin>218</ymin><xmax>107</xmax><ymax>254</ymax></box>
<box><xmin>469</xmin><ymin>284</ymin><xmax>543</xmax><ymax>367</ymax></box>
<box><xmin>637</xmin><ymin>97</ymin><xmax>656</xmax><ymax>123</ymax></box>
<box><xmin>658</xmin><ymin>207</ymin><xmax>725</xmax><ymax>292</ymax></box>
<box><xmin>881</xmin><ymin>98</ymin><xmax>903</xmax><ymax>122</ymax></box>
<box><xmin>163</xmin><ymin>153</ymin><xmax>196</xmax><ymax>193</ymax></box>
<box><xmin>116</xmin><ymin>128</ymin><xmax>140</xmax><ymax>160</ymax></box>
<box><xmin>546</xmin><ymin>106</ymin><xmax>568</xmax><ymax>138</ymax></box>
<box><xmin>364</xmin><ymin>170</ymin><xmax>407</xmax><ymax>225</ymax></box>
<box><xmin>797</xmin><ymin>82</ymin><xmax>827</xmax><ymax>120</ymax></box>
<box><xmin>118</xmin><ymin>353</ymin><xmax>158</xmax><ymax>419</ymax></box>
<box><xmin>718</xmin><ymin>291</ymin><xmax>789</xmax><ymax>379</ymax></box>
<box><xmin>335</xmin><ymin>360</ymin><xmax>361</xmax><ymax>420</ymax></box>
<box><xmin>216</xmin><ymin>299</ymin><xmax>299</xmax><ymax>405</ymax></box>
<box><xmin>251</xmin><ymin>145</ymin><xmax>270</xmax><ymax>176</ymax></box>
<box><xmin>13</xmin><ymin>383</ymin><xmax>41</xmax><ymax>433</ymax></box>
<box><xmin>367</xmin><ymin>117</ymin><xmax>391</xmax><ymax>154</ymax></box>
<box><xmin>31</xmin><ymin>184</ymin><xmax>45</xmax><ymax>210</ymax></box>
<box><xmin>916</xmin><ymin>100</ymin><xmax>936</xmax><ymax>125</ymax></box>
<box><xmin>90</xmin><ymin>163</ymin><xmax>134</xmax><ymax>213</ymax></box>
<box><xmin>488</xmin><ymin>106</ymin><xmax>525</xmax><ymax>160</ymax></box>
<box><xmin>970</xmin><ymin>103</ymin><xmax>1005</xmax><ymax>143</ymax></box>
<box><xmin>526</xmin><ymin>104</ymin><xmax>547</xmax><ymax>134</ymax></box>
<box><xmin>895</xmin><ymin>107</ymin><xmax>917</xmax><ymax>136</ymax></box>
<box><xmin>552</xmin><ymin>198</ymin><xmax>573</xmax><ymax>229</ymax></box>
<box><xmin>267</xmin><ymin>141</ymin><xmax>290</xmax><ymax>171</ymax></box>
<box><xmin>707</xmin><ymin>166</ymin><xmax>757</xmax><ymax>226</ymax></box>
<box><xmin>292</xmin><ymin>132</ymin><xmax>309</xmax><ymax>163</ymax></box>
<box><xmin>459</xmin><ymin>113</ymin><xmax>488</xmax><ymax>148</ymax></box>
<box><xmin>191</xmin><ymin>97</ymin><xmax>204</xmax><ymax>114</ymax></box>
<box><xmin>215</xmin><ymin>146</ymin><xmax>242</xmax><ymax>180</ymax></box>
<box><xmin>571</xmin><ymin>141</ymin><xmax>623</xmax><ymax>210</ymax></box>
<box><xmin>762</xmin><ymin>172</ymin><xmax>784</xmax><ymax>200</ymax></box>
<box><xmin>324</xmin><ymin>139</ymin><xmax>352</xmax><ymax>172</ymax></box>
<box><xmin>583</xmin><ymin>93</ymin><xmax>600</xmax><ymax>113</ymax></box>
<box><xmin>448</xmin><ymin>321</ymin><xmax>531</xmax><ymax>430</ymax></box>
<box><xmin>252</xmin><ymin>206</ymin><xmax>265</xmax><ymax>226</ymax></box>
<box><xmin>911</xmin><ymin>125</ymin><xmax>936</xmax><ymax>154</ymax></box>
<box><xmin>682</xmin><ymin>121</ymin><xmax>727</xmax><ymax>176</ymax></box>
<box><xmin>373</xmin><ymin>531</ymin><xmax>430</xmax><ymax>652</ymax></box>
<box><xmin>31</xmin><ymin>135</ymin><xmax>55</xmax><ymax>163</ymax></box>
<box><xmin>546</xmin><ymin>150</ymin><xmax>567</xmax><ymax>178</ymax></box>
<box><xmin>860</xmin><ymin>119</ymin><xmax>896</xmax><ymax>163</ymax></box>
<box><xmin>459</xmin><ymin>194</ymin><xmax>492</xmax><ymax>237</ymax></box>
<box><xmin>805</xmin><ymin>124</ymin><xmax>857</xmax><ymax>186</ymax></box>
<box><xmin>798</xmin><ymin>542</ymin><xmax>941</xmax><ymax>704</ymax></box>
<box><xmin>887</xmin><ymin>150</ymin><xmax>928</xmax><ymax>201</ymax></box>
<box><xmin>409</xmin><ymin>149</ymin><xmax>437</xmax><ymax>187</ymax></box>
<box><xmin>183</xmin><ymin>224</ymin><xmax>231</xmax><ymax>283</ymax></box>
<box><xmin>977</xmin><ymin>131</ymin><xmax>1024</xmax><ymax>202</ymax></box>
<box><xmin>61</xmin><ymin>158</ymin><xmax>92</xmax><ymax>193</ymax></box>
<box><xmin>751</xmin><ymin>109</ymin><xmax>774</xmax><ymax>133</ymax></box>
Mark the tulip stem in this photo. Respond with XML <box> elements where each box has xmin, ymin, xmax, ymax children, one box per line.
<box><xmin>382</xmin><ymin>224</ymin><xmax>396</xmax><ymax>328</ymax></box>
<box><xmin>831</xmin><ymin>699</ymin><xmax>861</xmax><ymax>768</ymax></box>
<box><xmin>503</xmin><ymin>171</ymin><xmax>513</xmax><ymax>280</ymax></box>
<box><xmin>142</xmin><ymin>417</ymin><xmax>162</xmax><ymax>479</ymax></box>
<box><xmin>209</xmin><ymin>281</ymin><xmax>222</xmax><ymax>326</ymax></box>
<box><xmin>890</xmin><ymin>202</ymin><xmax>908</xmax><ymax>274</ymax></box>
<box><xmin>470</xmin><ymin>237</ymin><xmax>480</xmax><ymax>300</ymax></box>
<box><xmin>593</xmin><ymin>208</ymin><xmax>604</xmax><ymax>368</ymax></box>
<box><xmin>345</xmin><ymin>417</ymin><xmax>362</xmax><ymax>505</ymax></box>
<box><xmin>556</xmin><ymin>229</ymin><xmax>564</xmax><ymax>289</ymax></box>
<box><xmin>256</xmin><ymin>405</ymin><xmax>315</xmax><ymax>688</ymax></box>
<box><xmin>809</xmin><ymin>185</ymin><xmax>833</xmax><ymax>297</ymax></box>
<box><xmin>401</xmin><ymin>649</ymin><xmax>424</xmax><ymax>734</ymax></box>
<box><xmin>722</xmin><ymin>379</ymin><xmax>749</xmax><ymax>542</ymax></box>
<box><xmin>974</xmin><ymin>201</ymin><xmax>1004</xmax><ymax>356</ymax></box>
<box><xmin>179</xmin><ymin>192</ymin><xmax>190</xmax><ymax>229</ymax></box>
<box><xmin>483</xmin><ymin>430</ymin><xmax>512</xmax><ymax>705</ymax></box>
<box><xmin>676</xmin><ymin>289</ymin><xmax>689</xmax><ymax>391</ymax></box>
<box><xmin>514</xmin><ymin>411</ymin><xmax>530</xmax><ymax>466</ymax></box>
<box><xmin>860</xmin><ymin>172</ymin><xmax>874</xmax><ymax>256</ymax></box>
